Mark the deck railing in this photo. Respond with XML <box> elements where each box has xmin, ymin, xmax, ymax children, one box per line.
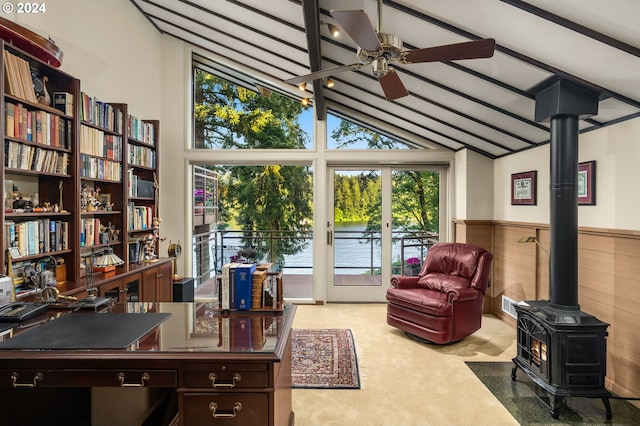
<box><xmin>191</xmin><ymin>228</ymin><xmax>438</xmax><ymax>285</ymax></box>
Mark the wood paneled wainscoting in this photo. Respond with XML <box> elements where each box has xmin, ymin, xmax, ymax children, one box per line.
<box><xmin>454</xmin><ymin>219</ymin><xmax>640</xmax><ymax>401</ymax></box>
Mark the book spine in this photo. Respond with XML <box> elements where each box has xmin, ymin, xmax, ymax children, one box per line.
<box><xmin>221</xmin><ymin>264</ymin><xmax>230</xmax><ymax>310</ymax></box>
<box><xmin>235</xmin><ymin>264</ymin><xmax>256</xmax><ymax>311</ymax></box>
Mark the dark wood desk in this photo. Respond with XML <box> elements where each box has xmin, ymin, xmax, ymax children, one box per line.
<box><xmin>0</xmin><ymin>302</ymin><xmax>295</xmax><ymax>426</ymax></box>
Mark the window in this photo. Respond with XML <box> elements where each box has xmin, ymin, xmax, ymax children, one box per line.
<box><xmin>327</xmin><ymin>112</ymin><xmax>413</xmax><ymax>149</ymax></box>
<box><xmin>193</xmin><ymin>67</ymin><xmax>313</xmax><ymax>149</ymax></box>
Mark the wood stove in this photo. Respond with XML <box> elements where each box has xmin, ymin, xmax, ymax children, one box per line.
<box><xmin>511</xmin><ymin>78</ymin><xmax>612</xmax><ymax>420</ymax></box>
<box><xmin>512</xmin><ymin>300</ymin><xmax>610</xmax><ymax>419</ymax></box>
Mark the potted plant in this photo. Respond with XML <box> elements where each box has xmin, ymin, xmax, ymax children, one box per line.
<box><xmin>405</xmin><ymin>257</ymin><xmax>422</xmax><ymax>276</ymax></box>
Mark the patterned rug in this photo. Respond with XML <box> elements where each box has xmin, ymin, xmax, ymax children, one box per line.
<box><xmin>291</xmin><ymin>328</ymin><xmax>360</xmax><ymax>389</ymax></box>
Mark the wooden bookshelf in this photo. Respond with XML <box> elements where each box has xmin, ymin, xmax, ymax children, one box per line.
<box><xmin>1</xmin><ymin>40</ymin><xmax>80</xmax><ymax>291</ymax></box>
<box><xmin>1</xmin><ymin>39</ymin><xmax>164</xmax><ymax>301</ymax></box>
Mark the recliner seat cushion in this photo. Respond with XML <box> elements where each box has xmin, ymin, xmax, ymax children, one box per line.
<box><xmin>386</xmin><ymin>287</ymin><xmax>452</xmax><ymax>316</ymax></box>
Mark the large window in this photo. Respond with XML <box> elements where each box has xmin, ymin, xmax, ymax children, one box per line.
<box><xmin>326</xmin><ymin>112</ymin><xmax>413</xmax><ymax>150</ymax></box>
<box><xmin>189</xmin><ymin>56</ymin><xmax>450</xmax><ymax>302</ymax></box>
<box><xmin>193</xmin><ymin>67</ymin><xmax>313</xmax><ymax>149</ymax></box>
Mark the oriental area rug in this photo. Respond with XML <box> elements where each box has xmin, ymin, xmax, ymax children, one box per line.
<box><xmin>466</xmin><ymin>362</ymin><xmax>640</xmax><ymax>424</ymax></box>
<box><xmin>291</xmin><ymin>328</ymin><xmax>360</xmax><ymax>389</ymax></box>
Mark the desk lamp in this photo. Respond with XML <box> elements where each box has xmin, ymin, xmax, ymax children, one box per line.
<box><xmin>78</xmin><ymin>253</ymin><xmax>110</xmax><ymax>309</ymax></box>
<box><xmin>77</xmin><ymin>249</ymin><xmax>122</xmax><ymax>309</ymax></box>
<box><xmin>94</xmin><ymin>246</ymin><xmax>124</xmax><ymax>272</ymax></box>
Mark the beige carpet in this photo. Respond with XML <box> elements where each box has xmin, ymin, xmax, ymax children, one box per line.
<box><xmin>292</xmin><ymin>303</ymin><xmax>520</xmax><ymax>426</ymax></box>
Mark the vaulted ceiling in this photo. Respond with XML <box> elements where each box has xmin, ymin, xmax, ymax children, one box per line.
<box><xmin>130</xmin><ymin>0</ymin><xmax>640</xmax><ymax>158</ymax></box>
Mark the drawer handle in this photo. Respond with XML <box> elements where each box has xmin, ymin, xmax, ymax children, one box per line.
<box><xmin>117</xmin><ymin>372</ymin><xmax>150</xmax><ymax>387</ymax></box>
<box><xmin>209</xmin><ymin>402</ymin><xmax>242</xmax><ymax>419</ymax></box>
<box><xmin>11</xmin><ymin>372</ymin><xmax>43</xmax><ymax>388</ymax></box>
<box><xmin>208</xmin><ymin>372</ymin><xmax>241</xmax><ymax>388</ymax></box>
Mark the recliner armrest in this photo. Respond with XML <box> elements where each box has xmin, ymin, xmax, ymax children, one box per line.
<box><xmin>446</xmin><ymin>287</ymin><xmax>480</xmax><ymax>303</ymax></box>
<box><xmin>390</xmin><ymin>275</ymin><xmax>420</xmax><ymax>289</ymax></box>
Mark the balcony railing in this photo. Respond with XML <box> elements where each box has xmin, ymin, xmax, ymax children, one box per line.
<box><xmin>192</xmin><ymin>228</ymin><xmax>438</xmax><ymax>287</ymax></box>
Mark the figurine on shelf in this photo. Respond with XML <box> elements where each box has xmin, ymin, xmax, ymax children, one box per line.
<box><xmin>80</xmin><ymin>183</ymin><xmax>101</xmax><ymax>212</ymax></box>
<box><xmin>143</xmin><ymin>217</ymin><xmax>165</xmax><ymax>262</ymax></box>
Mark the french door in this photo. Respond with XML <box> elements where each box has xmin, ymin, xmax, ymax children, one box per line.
<box><xmin>326</xmin><ymin>166</ymin><xmax>443</xmax><ymax>302</ymax></box>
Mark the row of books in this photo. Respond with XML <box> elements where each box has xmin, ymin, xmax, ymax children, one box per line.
<box><xmin>3</xmin><ymin>50</ymin><xmax>38</xmax><ymax>103</ymax></box>
<box><xmin>4</xmin><ymin>219</ymin><xmax>69</xmax><ymax>257</ymax></box>
<box><xmin>127</xmin><ymin>172</ymin><xmax>139</xmax><ymax>198</ymax></box>
<box><xmin>80</xmin><ymin>218</ymin><xmax>112</xmax><ymax>247</ymax></box>
<box><xmin>79</xmin><ymin>153</ymin><xmax>122</xmax><ymax>181</ymax></box>
<box><xmin>219</xmin><ymin>263</ymin><xmax>279</xmax><ymax>311</ymax></box>
<box><xmin>220</xmin><ymin>263</ymin><xmax>257</xmax><ymax>310</ymax></box>
<box><xmin>80</xmin><ymin>92</ymin><xmax>123</xmax><ymax>133</ymax></box>
<box><xmin>128</xmin><ymin>115</ymin><xmax>155</xmax><ymax>146</ymax></box>
<box><xmin>128</xmin><ymin>144</ymin><xmax>156</xmax><ymax>168</ymax></box>
<box><xmin>127</xmin><ymin>203</ymin><xmax>154</xmax><ymax>231</ymax></box>
<box><xmin>5</xmin><ymin>141</ymin><xmax>69</xmax><ymax>174</ymax></box>
<box><xmin>127</xmin><ymin>238</ymin><xmax>145</xmax><ymax>264</ymax></box>
<box><xmin>80</xmin><ymin>124</ymin><xmax>123</xmax><ymax>161</ymax></box>
<box><xmin>6</xmin><ymin>102</ymin><xmax>73</xmax><ymax>149</ymax></box>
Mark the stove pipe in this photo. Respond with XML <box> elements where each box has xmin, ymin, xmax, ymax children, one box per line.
<box><xmin>534</xmin><ymin>78</ymin><xmax>599</xmax><ymax>310</ymax></box>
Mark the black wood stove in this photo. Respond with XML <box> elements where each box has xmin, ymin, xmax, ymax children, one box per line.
<box><xmin>512</xmin><ymin>301</ymin><xmax>610</xmax><ymax>419</ymax></box>
<box><xmin>511</xmin><ymin>78</ymin><xmax>611</xmax><ymax>420</ymax></box>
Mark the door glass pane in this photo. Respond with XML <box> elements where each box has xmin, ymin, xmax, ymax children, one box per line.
<box><xmin>391</xmin><ymin>170</ymin><xmax>440</xmax><ymax>275</ymax></box>
<box><xmin>333</xmin><ymin>170</ymin><xmax>382</xmax><ymax>287</ymax></box>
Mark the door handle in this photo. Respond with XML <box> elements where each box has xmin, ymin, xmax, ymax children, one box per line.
<box><xmin>327</xmin><ymin>230</ymin><xmax>333</xmax><ymax>246</ymax></box>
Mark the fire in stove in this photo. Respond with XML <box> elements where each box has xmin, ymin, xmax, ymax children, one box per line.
<box><xmin>530</xmin><ymin>337</ymin><xmax>547</xmax><ymax>365</ymax></box>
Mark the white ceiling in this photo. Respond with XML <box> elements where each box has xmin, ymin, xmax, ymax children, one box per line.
<box><xmin>130</xmin><ymin>0</ymin><xmax>640</xmax><ymax>158</ymax></box>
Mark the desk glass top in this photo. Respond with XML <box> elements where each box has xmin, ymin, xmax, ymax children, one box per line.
<box><xmin>0</xmin><ymin>302</ymin><xmax>293</xmax><ymax>355</ymax></box>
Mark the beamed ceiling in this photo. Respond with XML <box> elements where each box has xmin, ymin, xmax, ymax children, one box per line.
<box><xmin>130</xmin><ymin>0</ymin><xmax>640</xmax><ymax>158</ymax></box>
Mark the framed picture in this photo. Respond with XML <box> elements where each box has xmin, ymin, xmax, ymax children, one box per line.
<box><xmin>511</xmin><ymin>170</ymin><xmax>537</xmax><ymax>205</ymax></box>
<box><xmin>98</xmin><ymin>193</ymin><xmax>111</xmax><ymax>205</ymax></box>
<box><xmin>8</xmin><ymin>247</ymin><xmax>21</xmax><ymax>259</ymax></box>
<box><xmin>578</xmin><ymin>161</ymin><xmax>596</xmax><ymax>205</ymax></box>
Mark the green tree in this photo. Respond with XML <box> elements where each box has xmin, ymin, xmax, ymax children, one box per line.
<box><xmin>332</xmin><ymin>122</ymin><xmax>439</xmax><ymax>234</ymax></box>
<box><xmin>194</xmin><ymin>71</ymin><xmax>313</xmax><ymax>264</ymax></box>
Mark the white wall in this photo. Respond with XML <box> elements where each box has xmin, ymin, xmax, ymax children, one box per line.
<box><xmin>494</xmin><ymin>116</ymin><xmax>640</xmax><ymax>231</ymax></box>
<box><xmin>454</xmin><ymin>149</ymin><xmax>494</xmax><ymax>220</ymax></box>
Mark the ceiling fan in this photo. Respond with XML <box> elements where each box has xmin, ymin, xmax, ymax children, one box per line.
<box><xmin>286</xmin><ymin>4</ymin><xmax>495</xmax><ymax>101</ymax></box>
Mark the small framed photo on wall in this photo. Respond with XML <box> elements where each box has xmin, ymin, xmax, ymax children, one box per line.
<box><xmin>511</xmin><ymin>170</ymin><xmax>537</xmax><ymax>205</ymax></box>
<box><xmin>578</xmin><ymin>161</ymin><xmax>596</xmax><ymax>205</ymax></box>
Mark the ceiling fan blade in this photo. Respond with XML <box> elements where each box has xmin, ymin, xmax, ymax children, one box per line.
<box><xmin>285</xmin><ymin>63</ymin><xmax>361</xmax><ymax>85</ymax></box>
<box><xmin>404</xmin><ymin>38</ymin><xmax>496</xmax><ymax>64</ymax></box>
<box><xmin>330</xmin><ymin>9</ymin><xmax>382</xmax><ymax>52</ymax></box>
<box><xmin>378</xmin><ymin>70</ymin><xmax>409</xmax><ymax>101</ymax></box>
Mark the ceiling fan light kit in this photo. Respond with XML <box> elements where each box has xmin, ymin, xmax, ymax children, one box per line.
<box><xmin>286</xmin><ymin>5</ymin><xmax>495</xmax><ymax>102</ymax></box>
<box><xmin>327</xmin><ymin>23</ymin><xmax>340</xmax><ymax>38</ymax></box>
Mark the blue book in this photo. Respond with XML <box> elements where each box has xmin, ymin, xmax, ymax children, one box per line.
<box><xmin>235</xmin><ymin>263</ymin><xmax>256</xmax><ymax>311</ymax></box>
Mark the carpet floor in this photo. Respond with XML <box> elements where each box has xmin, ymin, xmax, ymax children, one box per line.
<box><xmin>467</xmin><ymin>361</ymin><xmax>640</xmax><ymax>425</ymax></box>
<box><xmin>292</xmin><ymin>328</ymin><xmax>360</xmax><ymax>389</ymax></box>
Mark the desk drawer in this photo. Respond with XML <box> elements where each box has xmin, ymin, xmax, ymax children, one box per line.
<box><xmin>1</xmin><ymin>369</ymin><xmax>177</xmax><ymax>388</ymax></box>
<box><xmin>183</xmin><ymin>363</ymin><xmax>268</xmax><ymax>389</ymax></box>
<box><xmin>182</xmin><ymin>392</ymin><xmax>268</xmax><ymax>426</ymax></box>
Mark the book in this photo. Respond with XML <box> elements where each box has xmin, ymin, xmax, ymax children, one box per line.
<box><xmin>221</xmin><ymin>263</ymin><xmax>232</xmax><ymax>310</ymax></box>
<box><xmin>251</xmin><ymin>270</ymin><xmax>267</xmax><ymax>309</ymax></box>
<box><xmin>53</xmin><ymin>92</ymin><xmax>74</xmax><ymax>117</ymax></box>
<box><xmin>235</xmin><ymin>263</ymin><xmax>256</xmax><ymax>310</ymax></box>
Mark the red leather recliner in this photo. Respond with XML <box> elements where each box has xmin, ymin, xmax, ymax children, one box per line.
<box><xmin>386</xmin><ymin>242</ymin><xmax>493</xmax><ymax>344</ymax></box>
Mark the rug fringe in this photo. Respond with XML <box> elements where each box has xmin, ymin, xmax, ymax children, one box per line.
<box><xmin>351</xmin><ymin>330</ymin><xmax>366</xmax><ymax>389</ymax></box>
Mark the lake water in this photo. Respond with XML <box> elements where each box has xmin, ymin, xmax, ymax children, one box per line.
<box><xmin>218</xmin><ymin>222</ymin><xmax>430</xmax><ymax>275</ymax></box>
